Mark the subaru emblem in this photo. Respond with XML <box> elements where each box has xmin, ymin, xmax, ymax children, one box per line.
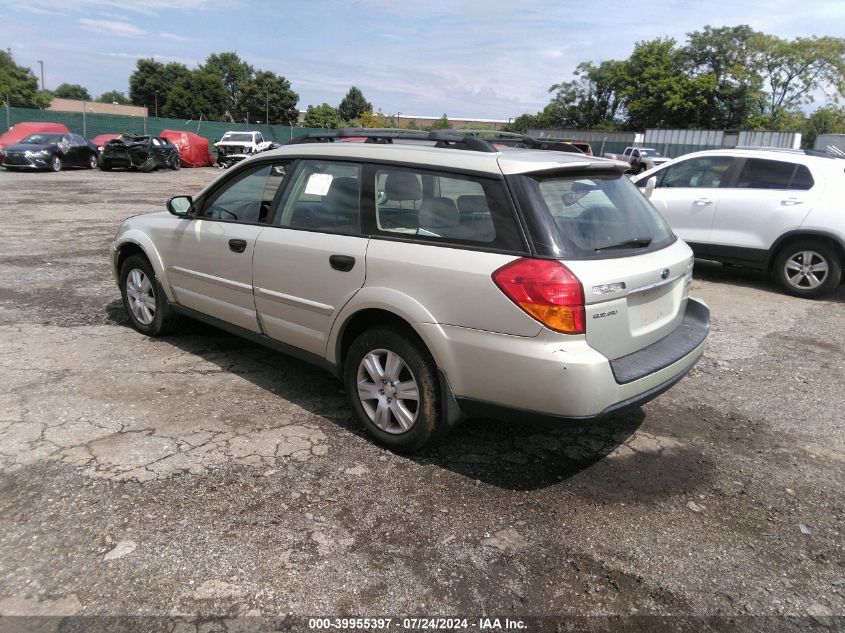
<box><xmin>660</xmin><ymin>268</ymin><xmax>670</xmax><ymax>280</ymax></box>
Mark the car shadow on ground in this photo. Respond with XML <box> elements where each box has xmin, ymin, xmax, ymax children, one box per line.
<box><xmin>693</xmin><ymin>259</ymin><xmax>845</xmax><ymax>303</ymax></box>
<box><xmin>105</xmin><ymin>300</ymin><xmax>710</xmax><ymax>495</ymax></box>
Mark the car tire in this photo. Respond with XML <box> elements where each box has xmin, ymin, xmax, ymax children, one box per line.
<box><xmin>344</xmin><ymin>326</ymin><xmax>443</xmax><ymax>452</ymax></box>
<box><xmin>87</xmin><ymin>154</ymin><xmax>98</xmax><ymax>169</ymax></box>
<box><xmin>774</xmin><ymin>240</ymin><xmax>842</xmax><ymax>298</ymax></box>
<box><xmin>50</xmin><ymin>155</ymin><xmax>63</xmax><ymax>172</ymax></box>
<box><xmin>119</xmin><ymin>254</ymin><xmax>180</xmax><ymax>336</ymax></box>
<box><xmin>170</xmin><ymin>155</ymin><xmax>181</xmax><ymax>170</ymax></box>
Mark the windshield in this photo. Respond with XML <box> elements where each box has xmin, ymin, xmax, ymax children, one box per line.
<box><xmin>509</xmin><ymin>171</ymin><xmax>675</xmax><ymax>258</ymax></box>
<box><xmin>20</xmin><ymin>134</ymin><xmax>65</xmax><ymax>144</ymax></box>
<box><xmin>222</xmin><ymin>133</ymin><xmax>253</xmax><ymax>142</ymax></box>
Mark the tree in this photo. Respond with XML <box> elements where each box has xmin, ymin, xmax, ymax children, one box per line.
<box><xmin>129</xmin><ymin>58</ymin><xmax>190</xmax><ymax>114</ymax></box>
<box><xmin>338</xmin><ymin>86</ymin><xmax>372</xmax><ymax>123</ymax></box>
<box><xmin>302</xmin><ymin>103</ymin><xmax>342</xmax><ymax>128</ymax></box>
<box><xmin>97</xmin><ymin>90</ymin><xmax>130</xmax><ymax>105</ymax></box>
<box><xmin>162</xmin><ymin>71</ymin><xmax>228</xmax><ymax>120</ymax></box>
<box><xmin>237</xmin><ymin>70</ymin><xmax>299</xmax><ymax>124</ymax></box>
<box><xmin>0</xmin><ymin>50</ymin><xmax>50</xmax><ymax>108</ymax></box>
<box><xmin>803</xmin><ymin>106</ymin><xmax>845</xmax><ymax>148</ymax></box>
<box><xmin>684</xmin><ymin>25</ymin><xmax>762</xmax><ymax>129</ymax></box>
<box><xmin>429</xmin><ymin>114</ymin><xmax>451</xmax><ymax>130</ymax></box>
<box><xmin>618</xmin><ymin>37</ymin><xmax>715</xmax><ymax>130</ymax></box>
<box><xmin>546</xmin><ymin>61</ymin><xmax>626</xmax><ymax>129</ymax></box>
<box><xmin>749</xmin><ymin>34</ymin><xmax>845</xmax><ymax>124</ymax></box>
<box><xmin>202</xmin><ymin>52</ymin><xmax>254</xmax><ymax>119</ymax></box>
<box><xmin>53</xmin><ymin>83</ymin><xmax>91</xmax><ymax>101</ymax></box>
<box><xmin>354</xmin><ymin>110</ymin><xmax>393</xmax><ymax>128</ymax></box>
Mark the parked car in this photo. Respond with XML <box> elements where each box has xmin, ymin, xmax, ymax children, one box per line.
<box><xmin>0</xmin><ymin>121</ymin><xmax>71</xmax><ymax>164</ymax></box>
<box><xmin>605</xmin><ymin>147</ymin><xmax>670</xmax><ymax>173</ymax></box>
<box><xmin>1</xmin><ymin>132</ymin><xmax>99</xmax><ymax>171</ymax></box>
<box><xmin>633</xmin><ymin>148</ymin><xmax>845</xmax><ymax>298</ymax></box>
<box><xmin>214</xmin><ymin>131</ymin><xmax>274</xmax><ymax>168</ymax></box>
<box><xmin>99</xmin><ymin>135</ymin><xmax>181</xmax><ymax>172</ymax></box>
<box><xmin>112</xmin><ymin>130</ymin><xmax>709</xmax><ymax>452</ymax></box>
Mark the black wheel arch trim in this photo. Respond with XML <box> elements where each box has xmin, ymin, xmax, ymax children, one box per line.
<box><xmin>767</xmin><ymin>230</ymin><xmax>845</xmax><ymax>269</ymax></box>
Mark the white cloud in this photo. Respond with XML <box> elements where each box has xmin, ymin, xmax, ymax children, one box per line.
<box><xmin>79</xmin><ymin>18</ymin><xmax>146</xmax><ymax>37</ymax></box>
<box><xmin>161</xmin><ymin>32</ymin><xmax>190</xmax><ymax>42</ymax></box>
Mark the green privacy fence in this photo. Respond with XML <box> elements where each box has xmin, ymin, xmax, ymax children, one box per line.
<box><xmin>3</xmin><ymin>106</ymin><xmax>326</xmax><ymax>145</ymax></box>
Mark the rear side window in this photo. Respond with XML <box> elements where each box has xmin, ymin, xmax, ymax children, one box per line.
<box><xmin>736</xmin><ymin>159</ymin><xmax>814</xmax><ymax>190</ymax></box>
<box><xmin>510</xmin><ymin>171</ymin><xmax>675</xmax><ymax>258</ymax></box>
<box><xmin>369</xmin><ymin>167</ymin><xmax>524</xmax><ymax>251</ymax></box>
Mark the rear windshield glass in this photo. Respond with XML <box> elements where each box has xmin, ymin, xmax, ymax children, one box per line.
<box><xmin>509</xmin><ymin>171</ymin><xmax>675</xmax><ymax>258</ymax></box>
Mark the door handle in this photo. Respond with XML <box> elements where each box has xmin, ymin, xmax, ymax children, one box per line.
<box><xmin>228</xmin><ymin>239</ymin><xmax>247</xmax><ymax>253</ymax></box>
<box><xmin>693</xmin><ymin>198</ymin><xmax>713</xmax><ymax>205</ymax></box>
<box><xmin>781</xmin><ymin>198</ymin><xmax>803</xmax><ymax>206</ymax></box>
<box><xmin>329</xmin><ymin>255</ymin><xmax>356</xmax><ymax>272</ymax></box>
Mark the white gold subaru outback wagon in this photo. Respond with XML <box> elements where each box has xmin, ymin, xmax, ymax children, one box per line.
<box><xmin>112</xmin><ymin>130</ymin><xmax>709</xmax><ymax>452</ymax></box>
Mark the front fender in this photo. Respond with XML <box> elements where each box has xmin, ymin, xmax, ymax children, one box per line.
<box><xmin>112</xmin><ymin>230</ymin><xmax>176</xmax><ymax>302</ymax></box>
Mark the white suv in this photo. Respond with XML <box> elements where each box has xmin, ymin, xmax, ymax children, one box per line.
<box><xmin>634</xmin><ymin>148</ymin><xmax>845</xmax><ymax>298</ymax></box>
<box><xmin>112</xmin><ymin>130</ymin><xmax>709</xmax><ymax>451</ymax></box>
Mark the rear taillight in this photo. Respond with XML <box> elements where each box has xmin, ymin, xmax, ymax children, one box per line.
<box><xmin>492</xmin><ymin>258</ymin><xmax>586</xmax><ymax>334</ymax></box>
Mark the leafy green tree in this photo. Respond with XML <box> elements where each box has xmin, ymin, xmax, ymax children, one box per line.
<box><xmin>202</xmin><ymin>52</ymin><xmax>254</xmax><ymax>119</ymax></box>
<box><xmin>354</xmin><ymin>110</ymin><xmax>392</xmax><ymax>128</ymax></box>
<box><xmin>749</xmin><ymin>34</ymin><xmax>845</xmax><ymax>123</ymax></box>
<box><xmin>53</xmin><ymin>83</ymin><xmax>91</xmax><ymax>101</ymax></box>
<box><xmin>338</xmin><ymin>87</ymin><xmax>372</xmax><ymax>122</ymax></box>
<box><xmin>162</xmin><ymin>71</ymin><xmax>228</xmax><ymax>120</ymax></box>
<box><xmin>802</xmin><ymin>106</ymin><xmax>845</xmax><ymax>148</ymax></box>
<box><xmin>0</xmin><ymin>50</ymin><xmax>50</xmax><ymax>108</ymax></box>
<box><xmin>302</xmin><ymin>103</ymin><xmax>343</xmax><ymax>128</ymax></box>
<box><xmin>129</xmin><ymin>58</ymin><xmax>190</xmax><ymax>114</ymax></box>
<box><xmin>684</xmin><ymin>25</ymin><xmax>762</xmax><ymax>129</ymax></box>
<box><xmin>237</xmin><ymin>70</ymin><xmax>299</xmax><ymax>124</ymax></box>
<box><xmin>96</xmin><ymin>90</ymin><xmax>130</xmax><ymax>105</ymax></box>
<box><xmin>429</xmin><ymin>114</ymin><xmax>451</xmax><ymax>130</ymax></box>
<box><xmin>619</xmin><ymin>37</ymin><xmax>715</xmax><ymax>129</ymax></box>
<box><xmin>546</xmin><ymin>61</ymin><xmax>626</xmax><ymax>129</ymax></box>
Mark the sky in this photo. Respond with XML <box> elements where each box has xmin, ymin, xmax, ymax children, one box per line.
<box><xmin>2</xmin><ymin>0</ymin><xmax>844</xmax><ymax>120</ymax></box>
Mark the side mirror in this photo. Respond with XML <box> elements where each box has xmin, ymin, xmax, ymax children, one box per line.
<box><xmin>644</xmin><ymin>176</ymin><xmax>657</xmax><ymax>199</ymax></box>
<box><xmin>167</xmin><ymin>195</ymin><xmax>194</xmax><ymax>216</ymax></box>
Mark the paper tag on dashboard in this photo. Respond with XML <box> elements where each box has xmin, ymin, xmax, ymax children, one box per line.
<box><xmin>304</xmin><ymin>173</ymin><xmax>333</xmax><ymax>196</ymax></box>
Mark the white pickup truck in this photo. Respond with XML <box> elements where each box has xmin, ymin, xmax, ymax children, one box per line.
<box><xmin>214</xmin><ymin>131</ymin><xmax>275</xmax><ymax>168</ymax></box>
<box><xmin>604</xmin><ymin>147</ymin><xmax>670</xmax><ymax>173</ymax></box>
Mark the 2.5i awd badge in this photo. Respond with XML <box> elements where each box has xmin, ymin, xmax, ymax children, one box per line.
<box><xmin>592</xmin><ymin>310</ymin><xmax>618</xmax><ymax>319</ymax></box>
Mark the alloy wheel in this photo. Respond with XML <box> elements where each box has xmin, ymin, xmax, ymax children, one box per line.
<box><xmin>783</xmin><ymin>250</ymin><xmax>829</xmax><ymax>290</ymax></box>
<box><xmin>356</xmin><ymin>348</ymin><xmax>420</xmax><ymax>434</ymax></box>
<box><xmin>125</xmin><ymin>268</ymin><xmax>156</xmax><ymax>325</ymax></box>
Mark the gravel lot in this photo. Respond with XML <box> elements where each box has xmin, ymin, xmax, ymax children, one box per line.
<box><xmin>0</xmin><ymin>167</ymin><xmax>842</xmax><ymax>631</ymax></box>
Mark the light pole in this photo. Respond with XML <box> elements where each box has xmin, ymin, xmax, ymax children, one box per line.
<box><xmin>396</xmin><ymin>111</ymin><xmax>401</xmax><ymax>128</ymax></box>
<box><xmin>265</xmin><ymin>92</ymin><xmax>269</xmax><ymax>126</ymax></box>
<box><xmin>154</xmin><ymin>91</ymin><xmax>159</xmax><ymax>118</ymax></box>
<box><xmin>37</xmin><ymin>60</ymin><xmax>45</xmax><ymax>91</ymax></box>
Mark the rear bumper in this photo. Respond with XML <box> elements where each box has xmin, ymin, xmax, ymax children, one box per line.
<box><xmin>421</xmin><ymin>298</ymin><xmax>709</xmax><ymax>422</ymax></box>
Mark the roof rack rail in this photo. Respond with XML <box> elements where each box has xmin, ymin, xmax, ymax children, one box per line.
<box><xmin>444</xmin><ymin>128</ymin><xmax>584</xmax><ymax>153</ymax></box>
<box><xmin>285</xmin><ymin>128</ymin><xmax>499</xmax><ymax>152</ymax></box>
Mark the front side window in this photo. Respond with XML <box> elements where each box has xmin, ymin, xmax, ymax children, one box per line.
<box><xmin>510</xmin><ymin>171</ymin><xmax>675</xmax><ymax>258</ymax></box>
<box><xmin>199</xmin><ymin>162</ymin><xmax>288</xmax><ymax>224</ymax></box>
<box><xmin>657</xmin><ymin>156</ymin><xmax>733</xmax><ymax>188</ymax></box>
<box><xmin>371</xmin><ymin>167</ymin><xmax>523</xmax><ymax>250</ymax></box>
<box><xmin>736</xmin><ymin>159</ymin><xmax>814</xmax><ymax>190</ymax></box>
<box><xmin>275</xmin><ymin>160</ymin><xmax>361</xmax><ymax>236</ymax></box>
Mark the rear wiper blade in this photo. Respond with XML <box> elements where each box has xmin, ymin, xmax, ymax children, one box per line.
<box><xmin>594</xmin><ymin>237</ymin><xmax>652</xmax><ymax>251</ymax></box>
